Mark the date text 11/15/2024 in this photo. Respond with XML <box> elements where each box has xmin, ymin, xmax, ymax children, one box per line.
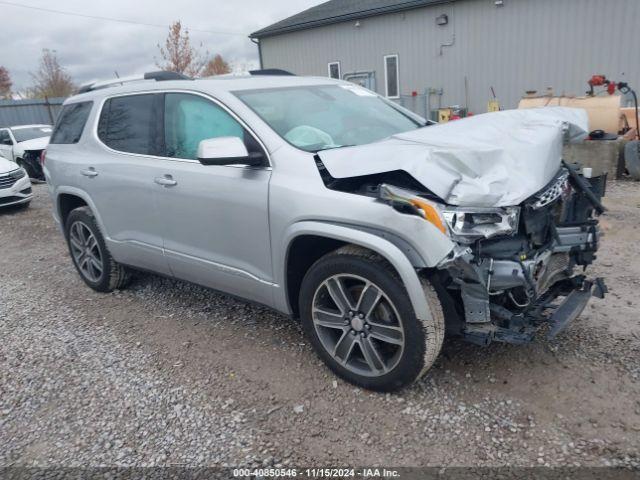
<box><xmin>232</xmin><ymin>467</ymin><xmax>401</xmax><ymax>478</ymax></box>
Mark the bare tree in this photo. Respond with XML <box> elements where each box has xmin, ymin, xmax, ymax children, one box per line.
<box><xmin>156</xmin><ymin>21</ymin><xmax>207</xmax><ymax>77</ymax></box>
<box><xmin>27</xmin><ymin>49</ymin><xmax>76</xmax><ymax>98</ymax></box>
<box><xmin>202</xmin><ymin>54</ymin><xmax>231</xmax><ymax>77</ymax></box>
<box><xmin>0</xmin><ymin>66</ymin><xmax>12</xmax><ymax>99</ymax></box>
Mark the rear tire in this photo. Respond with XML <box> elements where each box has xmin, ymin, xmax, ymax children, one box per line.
<box><xmin>65</xmin><ymin>206</ymin><xmax>130</xmax><ymax>292</ymax></box>
<box><xmin>299</xmin><ymin>246</ymin><xmax>444</xmax><ymax>392</ymax></box>
<box><xmin>625</xmin><ymin>140</ymin><xmax>640</xmax><ymax>181</ymax></box>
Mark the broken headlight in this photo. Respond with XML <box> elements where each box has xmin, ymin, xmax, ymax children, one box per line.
<box><xmin>379</xmin><ymin>184</ymin><xmax>447</xmax><ymax>234</ymax></box>
<box><xmin>440</xmin><ymin>206</ymin><xmax>520</xmax><ymax>243</ymax></box>
<box><xmin>379</xmin><ymin>184</ymin><xmax>520</xmax><ymax>243</ymax></box>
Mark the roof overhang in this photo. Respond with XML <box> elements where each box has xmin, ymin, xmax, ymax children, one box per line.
<box><xmin>250</xmin><ymin>0</ymin><xmax>457</xmax><ymax>39</ymax></box>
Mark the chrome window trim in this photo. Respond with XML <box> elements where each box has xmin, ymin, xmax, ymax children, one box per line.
<box><xmin>91</xmin><ymin>88</ymin><xmax>273</xmax><ymax>169</ymax></box>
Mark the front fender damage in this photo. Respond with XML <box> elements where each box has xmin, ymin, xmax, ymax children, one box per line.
<box><xmin>434</xmin><ymin>168</ymin><xmax>608</xmax><ymax>346</ymax></box>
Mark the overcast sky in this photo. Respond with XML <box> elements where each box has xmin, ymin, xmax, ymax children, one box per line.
<box><xmin>1</xmin><ymin>0</ymin><xmax>324</xmax><ymax>93</ymax></box>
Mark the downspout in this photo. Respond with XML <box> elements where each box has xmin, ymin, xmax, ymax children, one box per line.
<box><xmin>250</xmin><ymin>37</ymin><xmax>263</xmax><ymax>69</ymax></box>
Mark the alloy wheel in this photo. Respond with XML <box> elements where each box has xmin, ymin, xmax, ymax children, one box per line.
<box><xmin>311</xmin><ymin>274</ymin><xmax>405</xmax><ymax>377</ymax></box>
<box><xmin>69</xmin><ymin>221</ymin><xmax>104</xmax><ymax>283</ymax></box>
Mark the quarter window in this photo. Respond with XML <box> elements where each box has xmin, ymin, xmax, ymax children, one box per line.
<box><xmin>98</xmin><ymin>94</ymin><xmax>161</xmax><ymax>155</ymax></box>
<box><xmin>163</xmin><ymin>93</ymin><xmax>245</xmax><ymax>160</ymax></box>
<box><xmin>328</xmin><ymin>62</ymin><xmax>341</xmax><ymax>80</ymax></box>
<box><xmin>384</xmin><ymin>54</ymin><xmax>399</xmax><ymax>99</ymax></box>
<box><xmin>50</xmin><ymin>102</ymin><xmax>93</xmax><ymax>144</ymax></box>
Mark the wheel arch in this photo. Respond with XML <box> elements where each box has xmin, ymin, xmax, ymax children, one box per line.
<box><xmin>281</xmin><ymin>221</ymin><xmax>432</xmax><ymax>321</ymax></box>
<box><xmin>54</xmin><ymin>187</ymin><xmax>106</xmax><ymax>235</ymax></box>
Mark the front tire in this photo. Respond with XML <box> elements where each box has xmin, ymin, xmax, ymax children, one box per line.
<box><xmin>299</xmin><ymin>246</ymin><xmax>444</xmax><ymax>392</ymax></box>
<box><xmin>65</xmin><ymin>207</ymin><xmax>130</xmax><ymax>292</ymax></box>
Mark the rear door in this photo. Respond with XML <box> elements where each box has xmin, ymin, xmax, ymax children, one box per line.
<box><xmin>88</xmin><ymin>93</ymin><xmax>171</xmax><ymax>275</ymax></box>
<box><xmin>153</xmin><ymin>92</ymin><xmax>274</xmax><ymax>305</ymax></box>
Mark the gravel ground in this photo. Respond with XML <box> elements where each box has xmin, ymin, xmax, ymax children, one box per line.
<box><xmin>1</xmin><ymin>183</ymin><xmax>639</xmax><ymax>468</ymax></box>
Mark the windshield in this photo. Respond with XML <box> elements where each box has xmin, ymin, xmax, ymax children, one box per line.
<box><xmin>234</xmin><ymin>85</ymin><xmax>422</xmax><ymax>152</ymax></box>
<box><xmin>11</xmin><ymin>126</ymin><xmax>52</xmax><ymax>143</ymax></box>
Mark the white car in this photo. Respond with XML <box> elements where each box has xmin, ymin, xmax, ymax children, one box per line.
<box><xmin>0</xmin><ymin>124</ymin><xmax>52</xmax><ymax>180</ymax></box>
<box><xmin>0</xmin><ymin>155</ymin><xmax>32</xmax><ymax>208</ymax></box>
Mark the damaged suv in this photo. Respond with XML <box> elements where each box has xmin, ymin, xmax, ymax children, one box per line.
<box><xmin>44</xmin><ymin>72</ymin><xmax>606</xmax><ymax>391</ymax></box>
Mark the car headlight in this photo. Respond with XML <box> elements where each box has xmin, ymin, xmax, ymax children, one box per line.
<box><xmin>10</xmin><ymin>168</ymin><xmax>27</xmax><ymax>180</ymax></box>
<box><xmin>379</xmin><ymin>184</ymin><xmax>448</xmax><ymax>234</ymax></box>
<box><xmin>379</xmin><ymin>184</ymin><xmax>520</xmax><ymax>243</ymax></box>
<box><xmin>440</xmin><ymin>206</ymin><xmax>520</xmax><ymax>243</ymax></box>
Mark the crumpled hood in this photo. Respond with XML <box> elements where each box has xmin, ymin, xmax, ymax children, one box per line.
<box><xmin>317</xmin><ymin>107</ymin><xmax>589</xmax><ymax>207</ymax></box>
<box><xmin>16</xmin><ymin>136</ymin><xmax>49</xmax><ymax>152</ymax></box>
<box><xmin>0</xmin><ymin>156</ymin><xmax>20</xmax><ymax>174</ymax></box>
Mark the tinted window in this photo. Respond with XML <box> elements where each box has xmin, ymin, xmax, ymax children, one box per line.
<box><xmin>98</xmin><ymin>94</ymin><xmax>160</xmax><ymax>155</ymax></box>
<box><xmin>385</xmin><ymin>55</ymin><xmax>399</xmax><ymax>98</ymax></box>
<box><xmin>328</xmin><ymin>62</ymin><xmax>340</xmax><ymax>79</ymax></box>
<box><xmin>50</xmin><ymin>102</ymin><xmax>92</xmax><ymax>144</ymax></box>
<box><xmin>0</xmin><ymin>130</ymin><xmax>11</xmax><ymax>144</ymax></box>
<box><xmin>164</xmin><ymin>93</ymin><xmax>245</xmax><ymax>160</ymax></box>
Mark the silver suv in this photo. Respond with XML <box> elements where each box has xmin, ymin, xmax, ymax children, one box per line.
<box><xmin>45</xmin><ymin>71</ymin><xmax>607</xmax><ymax>391</ymax></box>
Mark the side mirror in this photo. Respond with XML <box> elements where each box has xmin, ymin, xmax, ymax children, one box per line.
<box><xmin>197</xmin><ymin>137</ymin><xmax>264</xmax><ymax>167</ymax></box>
<box><xmin>2</xmin><ymin>139</ymin><xmax>12</xmax><ymax>146</ymax></box>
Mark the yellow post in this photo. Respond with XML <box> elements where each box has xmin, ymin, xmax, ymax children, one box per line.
<box><xmin>488</xmin><ymin>100</ymin><xmax>500</xmax><ymax>112</ymax></box>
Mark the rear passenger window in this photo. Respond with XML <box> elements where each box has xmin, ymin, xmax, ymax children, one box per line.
<box><xmin>98</xmin><ymin>94</ymin><xmax>161</xmax><ymax>155</ymax></box>
<box><xmin>164</xmin><ymin>93</ymin><xmax>245</xmax><ymax>160</ymax></box>
<box><xmin>50</xmin><ymin>101</ymin><xmax>93</xmax><ymax>144</ymax></box>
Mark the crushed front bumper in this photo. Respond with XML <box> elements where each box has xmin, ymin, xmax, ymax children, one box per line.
<box><xmin>546</xmin><ymin>277</ymin><xmax>607</xmax><ymax>339</ymax></box>
<box><xmin>457</xmin><ymin>275</ymin><xmax>607</xmax><ymax>346</ymax></box>
<box><xmin>436</xmin><ymin>167</ymin><xmax>607</xmax><ymax>346</ymax></box>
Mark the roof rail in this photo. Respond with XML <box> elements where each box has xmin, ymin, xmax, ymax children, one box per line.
<box><xmin>77</xmin><ymin>71</ymin><xmax>192</xmax><ymax>94</ymax></box>
<box><xmin>249</xmin><ymin>69</ymin><xmax>295</xmax><ymax>76</ymax></box>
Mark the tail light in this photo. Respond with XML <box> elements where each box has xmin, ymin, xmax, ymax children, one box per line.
<box><xmin>39</xmin><ymin>149</ymin><xmax>46</xmax><ymax>166</ymax></box>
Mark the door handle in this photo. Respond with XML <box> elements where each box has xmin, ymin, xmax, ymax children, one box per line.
<box><xmin>81</xmin><ymin>168</ymin><xmax>98</xmax><ymax>177</ymax></box>
<box><xmin>154</xmin><ymin>175</ymin><xmax>177</xmax><ymax>187</ymax></box>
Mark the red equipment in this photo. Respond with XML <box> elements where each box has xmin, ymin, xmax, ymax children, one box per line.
<box><xmin>587</xmin><ymin>75</ymin><xmax>639</xmax><ymax>140</ymax></box>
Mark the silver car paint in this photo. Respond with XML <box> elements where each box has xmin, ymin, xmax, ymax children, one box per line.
<box><xmin>45</xmin><ymin>76</ymin><xmax>456</xmax><ymax>320</ymax></box>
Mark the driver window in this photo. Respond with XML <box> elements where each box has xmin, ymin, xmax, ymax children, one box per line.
<box><xmin>0</xmin><ymin>130</ymin><xmax>11</xmax><ymax>144</ymax></box>
<box><xmin>164</xmin><ymin>93</ymin><xmax>245</xmax><ymax>160</ymax></box>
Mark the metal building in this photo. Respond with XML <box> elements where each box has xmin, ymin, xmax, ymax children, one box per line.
<box><xmin>250</xmin><ymin>0</ymin><xmax>640</xmax><ymax>117</ymax></box>
<box><xmin>0</xmin><ymin>97</ymin><xmax>64</xmax><ymax>127</ymax></box>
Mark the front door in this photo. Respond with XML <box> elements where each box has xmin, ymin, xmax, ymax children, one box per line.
<box><xmin>153</xmin><ymin>92</ymin><xmax>274</xmax><ymax>305</ymax></box>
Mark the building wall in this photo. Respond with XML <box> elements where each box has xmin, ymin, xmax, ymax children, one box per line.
<box><xmin>0</xmin><ymin>97</ymin><xmax>64</xmax><ymax>127</ymax></box>
<box><xmin>259</xmin><ymin>0</ymin><xmax>640</xmax><ymax>116</ymax></box>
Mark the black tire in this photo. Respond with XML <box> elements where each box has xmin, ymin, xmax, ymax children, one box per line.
<box><xmin>299</xmin><ymin>245</ymin><xmax>444</xmax><ymax>392</ymax></box>
<box><xmin>65</xmin><ymin>206</ymin><xmax>130</xmax><ymax>292</ymax></box>
<box><xmin>625</xmin><ymin>140</ymin><xmax>640</xmax><ymax>181</ymax></box>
